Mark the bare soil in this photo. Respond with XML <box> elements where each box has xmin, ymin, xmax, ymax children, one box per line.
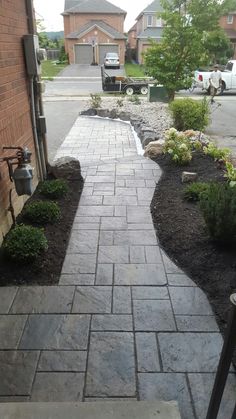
<box><xmin>151</xmin><ymin>152</ymin><xmax>236</xmax><ymax>335</ymax></box>
<box><xmin>0</xmin><ymin>178</ymin><xmax>83</xmax><ymax>286</ymax></box>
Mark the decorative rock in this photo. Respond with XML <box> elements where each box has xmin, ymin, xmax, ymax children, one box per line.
<box><xmin>181</xmin><ymin>172</ymin><xmax>198</xmax><ymax>183</ymax></box>
<box><xmin>96</xmin><ymin>109</ymin><xmax>110</xmax><ymax>118</ymax></box>
<box><xmin>144</xmin><ymin>140</ymin><xmax>165</xmax><ymax>157</ymax></box>
<box><xmin>117</xmin><ymin>111</ymin><xmax>131</xmax><ymax>121</ymax></box>
<box><xmin>50</xmin><ymin>157</ymin><xmax>83</xmax><ymax>180</ymax></box>
<box><xmin>141</xmin><ymin>132</ymin><xmax>158</xmax><ymax>147</ymax></box>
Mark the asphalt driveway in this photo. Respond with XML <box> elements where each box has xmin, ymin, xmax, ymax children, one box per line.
<box><xmin>44</xmin><ymin>64</ymin><xmax>126</xmax><ymax>96</ymax></box>
<box><xmin>58</xmin><ymin>64</ymin><xmax>125</xmax><ymax>77</ymax></box>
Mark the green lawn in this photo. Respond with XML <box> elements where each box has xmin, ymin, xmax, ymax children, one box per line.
<box><xmin>41</xmin><ymin>60</ymin><xmax>68</xmax><ymax>79</ymax></box>
<box><xmin>124</xmin><ymin>63</ymin><xmax>146</xmax><ymax>77</ymax></box>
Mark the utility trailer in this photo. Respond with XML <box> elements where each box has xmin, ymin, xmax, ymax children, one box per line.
<box><xmin>101</xmin><ymin>66</ymin><xmax>151</xmax><ymax>96</ymax></box>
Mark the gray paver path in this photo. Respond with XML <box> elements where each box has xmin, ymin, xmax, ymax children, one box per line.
<box><xmin>0</xmin><ymin>116</ymin><xmax>235</xmax><ymax>418</ymax></box>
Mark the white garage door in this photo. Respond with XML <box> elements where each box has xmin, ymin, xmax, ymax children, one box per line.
<box><xmin>74</xmin><ymin>44</ymin><xmax>93</xmax><ymax>64</ymax></box>
<box><xmin>98</xmin><ymin>44</ymin><xmax>119</xmax><ymax>65</ymax></box>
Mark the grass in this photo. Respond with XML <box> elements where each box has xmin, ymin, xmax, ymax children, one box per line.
<box><xmin>41</xmin><ymin>60</ymin><xmax>68</xmax><ymax>79</ymax></box>
<box><xmin>124</xmin><ymin>63</ymin><xmax>146</xmax><ymax>77</ymax></box>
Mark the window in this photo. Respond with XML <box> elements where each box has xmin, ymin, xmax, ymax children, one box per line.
<box><xmin>147</xmin><ymin>15</ymin><xmax>153</xmax><ymax>26</ymax></box>
<box><xmin>156</xmin><ymin>18</ymin><xmax>162</xmax><ymax>27</ymax></box>
<box><xmin>227</xmin><ymin>14</ymin><xmax>233</xmax><ymax>24</ymax></box>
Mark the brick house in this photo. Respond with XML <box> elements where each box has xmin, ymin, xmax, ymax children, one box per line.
<box><xmin>63</xmin><ymin>0</ymin><xmax>127</xmax><ymax>65</ymax></box>
<box><xmin>0</xmin><ymin>0</ymin><xmax>47</xmax><ymax>244</ymax></box>
<box><xmin>219</xmin><ymin>11</ymin><xmax>236</xmax><ymax>59</ymax></box>
<box><xmin>135</xmin><ymin>0</ymin><xmax>164</xmax><ymax>64</ymax></box>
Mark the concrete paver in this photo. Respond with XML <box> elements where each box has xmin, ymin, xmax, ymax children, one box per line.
<box><xmin>0</xmin><ymin>115</ymin><xmax>235</xmax><ymax>418</ymax></box>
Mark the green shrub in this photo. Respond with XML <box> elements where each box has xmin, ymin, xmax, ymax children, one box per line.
<box><xmin>116</xmin><ymin>98</ymin><xmax>124</xmax><ymax>108</ymax></box>
<box><xmin>3</xmin><ymin>224</ymin><xmax>48</xmax><ymax>263</ymax></box>
<box><xmin>203</xmin><ymin>142</ymin><xmax>230</xmax><ymax>161</ymax></box>
<box><xmin>199</xmin><ymin>183</ymin><xmax>236</xmax><ymax>243</ymax></box>
<box><xmin>128</xmin><ymin>94</ymin><xmax>141</xmax><ymax>105</ymax></box>
<box><xmin>90</xmin><ymin>93</ymin><xmax>102</xmax><ymax>109</ymax></box>
<box><xmin>23</xmin><ymin>201</ymin><xmax>61</xmax><ymax>224</ymax></box>
<box><xmin>169</xmin><ymin>98</ymin><xmax>210</xmax><ymax>131</ymax></box>
<box><xmin>39</xmin><ymin>179</ymin><xmax>68</xmax><ymax>199</ymax></box>
<box><xmin>183</xmin><ymin>182</ymin><xmax>210</xmax><ymax>202</ymax></box>
<box><xmin>224</xmin><ymin>161</ymin><xmax>236</xmax><ymax>187</ymax></box>
<box><xmin>164</xmin><ymin>128</ymin><xmax>192</xmax><ymax>165</ymax></box>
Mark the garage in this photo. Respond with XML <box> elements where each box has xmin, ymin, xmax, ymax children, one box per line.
<box><xmin>98</xmin><ymin>44</ymin><xmax>119</xmax><ymax>65</ymax></box>
<box><xmin>74</xmin><ymin>44</ymin><xmax>93</xmax><ymax>64</ymax></box>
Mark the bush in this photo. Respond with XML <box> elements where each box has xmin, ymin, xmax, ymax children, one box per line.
<box><xmin>39</xmin><ymin>179</ymin><xmax>68</xmax><ymax>199</ymax></box>
<box><xmin>128</xmin><ymin>95</ymin><xmax>141</xmax><ymax>105</ymax></box>
<box><xmin>90</xmin><ymin>93</ymin><xmax>102</xmax><ymax>109</ymax></box>
<box><xmin>183</xmin><ymin>182</ymin><xmax>210</xmax><ymax>202</ymax></box>
<box><xmin>3</xmin><ymin>224</ymin><xmax>48</xmax><ymax>263</ymax></box>
<box><xmin>199</xmin><ymin>183</ymin><xmax>236</xmax><ymax>243</ymax></box>
<box><xmin>169</xmin><ymin>98</ymin><xmax>210</xmax><ymax>131</ymax></box>
<box><xmin>203</xmin><ymin>142</ymin><xmax>230</xmax><ymax>161</ymax></box>
<box><xmin>23</xmin><ymin>201</ymin><xmax>61</xmax><ymax>224</ymax></box>
<box><xmin>163</xmin><ymin>128</ymin><xmax>192</xmax><ymax>165</ymax></box>
<box><xmin>224</xmin><ymin>161</ymin><xmax>236</xmax><ymax>187</ymax></box>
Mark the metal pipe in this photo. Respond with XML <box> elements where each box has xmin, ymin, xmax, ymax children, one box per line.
<box><xmin>25</xmin><ymin>0</ymin><xmax>36</xmax><ymax>34</ymax></box>
<box><xmin>206</xmin><ymin>294</ymin><xmax>236</xmax><ymax>419</ymax></box>
<box><xmin>29</xmin><ymin>76</ymin><xmax>43</xmax><ymax>180</ymax></box>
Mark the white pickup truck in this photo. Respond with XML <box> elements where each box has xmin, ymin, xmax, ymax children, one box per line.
<box><xmin>195</xmin><ymin>60</ymin><xmax>236</xmax><ymax>93</ymax></box>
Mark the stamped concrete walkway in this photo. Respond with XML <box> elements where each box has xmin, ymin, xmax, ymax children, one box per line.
<box><xmin>0</xmin><ymin>116</ymin><xmax>235</xmax><ymax>418</ymax></box>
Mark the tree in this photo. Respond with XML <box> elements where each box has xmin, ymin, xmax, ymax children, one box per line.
<box><xmin>203</xmin><ymin>29</ymin><xmax>234</xmax><ymax>64</ymax></box>
<box><xmin>144</xmin><ymin>0</ymin><xmax>236</xmax><ymax>100</ymax></box>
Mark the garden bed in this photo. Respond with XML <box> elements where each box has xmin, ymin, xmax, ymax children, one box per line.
<box><xmin>151</xmin><ymin>151</ymin><xmax>236</xmax><ymax>335</ymax></box>
<box><xmin>0</xmin><ymin>178</ymin><xmax>83</xmax><ymax>286</ymax></box>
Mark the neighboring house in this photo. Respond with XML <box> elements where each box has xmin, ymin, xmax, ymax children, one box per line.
<box><xmin>62</xmin><ymin>0</ymin><xmax>127</xmax><ymax>65</ymax></box>
<box><xmin>219</xmin><ymin>12</ymin><xmax>236</xmax><ymax>59</ymax></box>
<box><xmin>0</xmin><ymin>0</ymin><xmax>47</xmax><ymax>244</ymax></box>
<box><xmin>135</xmin><ymin>0</ymin><xmax>164</xmax><ymax>64</ymax></box>
<box><xmin>128</xmin><ymin>23</ymin><xmax>137</xmax><ymax>50</ymax></box>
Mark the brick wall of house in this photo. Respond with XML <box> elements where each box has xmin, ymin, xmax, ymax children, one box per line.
<box><xmin>64</xmin><ymin>13</ymin><xmax>125</xmax><ymax>36</ymax></box>
<box><xmin>0</xmin><ymin>0</ymin><xmax>38</xmax><ymax>243</ymax></box>
<box><xmin>128</xmin><ymin>29</ymin><xmax>137</xmax><ymax>49</ymax></box>
<box><xmin>220</xmin><ymin>15</ymin><xmax>236</xmax><ymax>30</ymax></box>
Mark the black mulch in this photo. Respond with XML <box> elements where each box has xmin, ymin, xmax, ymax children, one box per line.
<box><xmin>151</xmin><ymin>152</ymin><xmax>236</xmax><ymax>337</ymax></box>
<box><xmin>0</xmin><ymin>178</ymin><xmax>83</xmax><ymax>286</ymax></box>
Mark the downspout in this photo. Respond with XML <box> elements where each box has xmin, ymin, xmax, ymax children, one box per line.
<box><xmin>25</xmin><ymin>0</ymin><xmax>47</xmax><ymax>179</ymax></box>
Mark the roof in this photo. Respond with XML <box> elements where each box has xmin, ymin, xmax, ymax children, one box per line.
<box><xmin>63</xmin><ymin>0</ymin><xmax>126</xmax><ymax>15</ymax></box>
<box><xmin>136</xmin><ymin>0</ymin><xmax>163</xmax><ymax>20</ymax></box>
<box><xmin>128</xmin><ymin>23</ymin><xmax>137</xmax><ymax>33</ymax></box>
<box><xmin>137</xmin><ymin>27</ymin><xmax>163</xmax><ymax>39</ymax></box>
<box><xmin>66</xmin><ymin>19</ymin><xmax>126</xmax><ymax>39</ymax></box>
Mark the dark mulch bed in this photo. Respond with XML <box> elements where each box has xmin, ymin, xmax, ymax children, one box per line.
<box><xmin>151</xmin><ymin>152</ymin><xmax>236</xmax><ymax>336</ymax></box>
<box><xmin>0</xmin><ymin>178</ymin><xmax>83</xmax><ymax>286</ymax></box>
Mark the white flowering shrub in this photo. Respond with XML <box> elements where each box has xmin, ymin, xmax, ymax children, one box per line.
<box><xmin>163</xmin><ymin>128</ymin><xmax>192</xmax><ymax>165</ymax></box>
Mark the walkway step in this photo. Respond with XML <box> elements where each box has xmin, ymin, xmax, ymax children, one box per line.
<box><xmin>0</xmin><ymin>401</ymin><xmax>181</xmax><ymax>419</ymax></box>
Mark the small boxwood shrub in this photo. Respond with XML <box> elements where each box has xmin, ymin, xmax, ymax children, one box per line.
<box><xmin>3</xmin><ymin>224</ymin><xmax>48</xmax><ymax>263</ymax></box>
<box><xmin>183</xmin><ymin>182</ymin><xmax>209</xmax><ymax>202</ymax></box>
<box><xmin>39</xmin><ymin>179</ymin><xmax>68</xmax><ymax>199</ymax></box>
<box><xmin>23</xmin><ymin>201</ymin><xmax>61</xmax><ymax>224</ymax></box>
<box><xmin>199</xmin><ymin>183</ymin><xmax>236</xmax><ymax>243</ymax></box>
<box><xmin>169</xmin><ymin>98</ymin><xmax>210</xmax><ymax>132</ymax></box>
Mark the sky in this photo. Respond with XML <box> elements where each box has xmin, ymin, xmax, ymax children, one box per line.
<box><xmin>33</xmin><ymin>0</ymin><xmax>152</xmax><ymax>32</ymax></box>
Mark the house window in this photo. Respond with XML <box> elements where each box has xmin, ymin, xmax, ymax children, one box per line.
<box><xmin>227</xmin><ymin>14</ymin><xmax>233</xmax><ymax>24</ymax></box>
<box><xmin>156</xmin><ymin>18</ymin><xmax>162</xmax><ymax>27</ymax></box>
<box><xmin>147</xmin><ymin>15</ymin><xmax>153</xmax><ymax>26</ymax></box>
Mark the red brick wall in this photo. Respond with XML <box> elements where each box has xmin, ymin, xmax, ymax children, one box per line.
<box><xmin>220</xmin><ymin>15</ymin><xmax>236</xmax><ymax>30</ymax></box>
<box><xmin>0</xmin><ymin>0</ymin><xmax>38</xmax><ymax>242</ymax></box>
